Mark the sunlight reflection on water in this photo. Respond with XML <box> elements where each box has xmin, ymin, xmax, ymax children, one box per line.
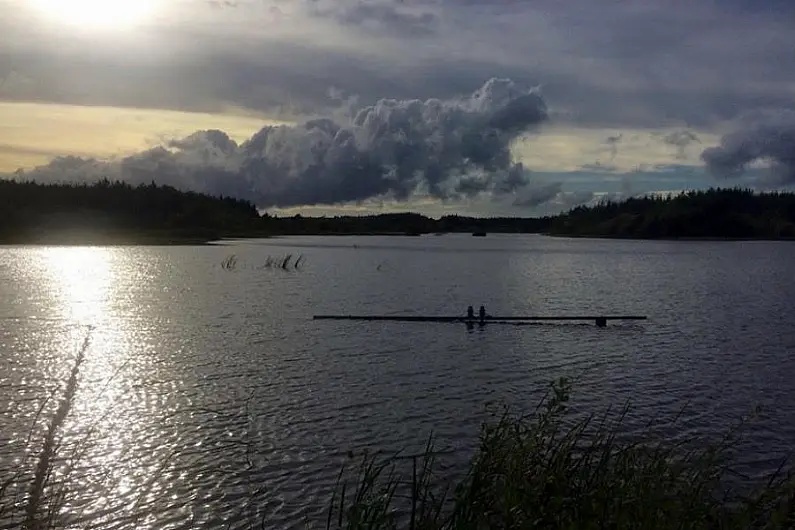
<box><xmin>40</xmin><ymin>247</ymin><xmax>113</xmax><ymax>325</ymax></box>
<box><xmin>3</xmin><ymin>247</ymin><xmax>187</xmax><ymax>529</ymax></box>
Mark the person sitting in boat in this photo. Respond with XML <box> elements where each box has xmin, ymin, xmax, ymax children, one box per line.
<box><xmin>467</xmin><ymin>306</ymin><xmax>475</xmax><ymax>320</ymax></box>
<box><xmin>479</xmin><ymin>305</ymin><xmax>487</xmax><ymax>324</ymax></box>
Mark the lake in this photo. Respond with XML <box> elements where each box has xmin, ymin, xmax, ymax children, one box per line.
<box><xmin>2</xmin><ymin>234</ymin><xmax>795</xmax><ymax>529</ymax></box>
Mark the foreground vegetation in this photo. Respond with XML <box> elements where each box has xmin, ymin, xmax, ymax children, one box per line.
<box><xmin>551</xmin><ymin>188</ymin><xmax>795</xmax><ymax>239</ymax></box>
<box><xmin>328</xmin><ymin>379</ymin><xmax>795</xmax><ymax>529</ymax></box>
<box><xmin>5</xmin><ymin>375</ymin><xmax>794</xmax><ymax>529</ymax></box>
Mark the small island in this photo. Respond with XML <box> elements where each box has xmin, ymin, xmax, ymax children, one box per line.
<box><xmin>2</xmin><ymin>180</ymin><xmax>795</xmax><ymax>243</ymax></box>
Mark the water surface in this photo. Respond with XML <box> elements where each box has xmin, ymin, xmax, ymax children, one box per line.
<box><xmin>2</xmin><ymin>235</ymin><xmax>794</xmax><ymax>528</ymax></box>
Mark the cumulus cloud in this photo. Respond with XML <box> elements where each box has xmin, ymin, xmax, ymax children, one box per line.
<box><xmin>701</xmin><ymin>111</ymin><xmax>795</xmax><ymax>184</ymax></box>
<box><xmin>13</xmin><ymin>78</ymin><xmax>550</xmax><ymax>208</ymax></box>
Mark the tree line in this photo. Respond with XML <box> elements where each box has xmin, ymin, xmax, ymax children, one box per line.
<box><xmin>262</xmin><ymin>213</ymin><xmax>552</xmax><ymax>235</ymax></box>
<box><xmin>550</xmin><ymin>188</ymin><xmax>795</xmax><ymax>239</ymax></box>
<box><xmin>2</xmin><ymin>180</ymin><xmax>795</xmax><ymax>243</ymax></box>
<box><xmin>0</xmin><ymin>179</ymin><xmax>261</xmax><ymax>244</ymax></box>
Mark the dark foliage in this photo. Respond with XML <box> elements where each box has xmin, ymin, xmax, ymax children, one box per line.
<box><xmin>0</xmin><ymin>179</ymin><xmax>261</xmax><ymax>244</ymax></box>
<box><xmin>5</xmin><ymin>180</ymin><xmax>794</xmax><ymax>243</ymax></box>
<box><xmin>260</xmin><ymin>213</ymin><xmax>553</xmax><ymax>235</ymax></box>
<box><xmin>550</xmin><ymin>188</ymin><xmax>795</xmax><ymax>239</ymax></box>
<box><xmin>0</xmin><ymin>179</ymin><xmax>554</xmax><ymax>242</ymax></box>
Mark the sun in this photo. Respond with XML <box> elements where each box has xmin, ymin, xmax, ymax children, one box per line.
<box><xmin>31</xmin><ymin>0</ymin><xmax>158</xmax><ymax>30</ymax></box>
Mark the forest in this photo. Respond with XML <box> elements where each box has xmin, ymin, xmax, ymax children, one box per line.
<box><xmin>549</xmin><ymin>188</ymin><xmax>795</xmax><ymax>239</ymax></box>
<box><xmin>0</xmin><ymin>179</ymin><xmax>263</xmax><ymax>244</ymax></box>
<box><xmin>261</xmin><ymin>212</ymin><xmax>552</xmax><ymax>235</ymax></box>
<box><xmin>2</xmin><ymin>180</ymin><xmax>795</xmax><ymax>243</ymax></box>
<box><xmin>0</xmin><ymin>179</ymin><xmax>553</xmax><ymax>242</ymax></box>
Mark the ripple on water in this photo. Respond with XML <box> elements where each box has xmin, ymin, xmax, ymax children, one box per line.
<box><xmin>2</xmin><ymin>238</ymin><xmax>795</xmax><ymax>528</ymax></box>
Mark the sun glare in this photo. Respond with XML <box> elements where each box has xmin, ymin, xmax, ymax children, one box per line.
<box><xmin>41</xmin><ymin>247</ymin><xmax>113</xmax><ymax>324</ymax></box>
<box><xmin>31</xmin><ymin>0</ymin><xmax>157</xmax><ymax>30</ymax></box>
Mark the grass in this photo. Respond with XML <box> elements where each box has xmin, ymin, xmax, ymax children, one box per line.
<box><xmin>325</xmin><ymin>378</ymin><xmax>795</xmax><ymax>530</ymax></box>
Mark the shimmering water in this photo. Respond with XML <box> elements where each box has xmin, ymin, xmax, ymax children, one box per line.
<box><xmin>2</xmin><ymin>235</ymin><xmax>795</xmax><ymax>528</ymax></box>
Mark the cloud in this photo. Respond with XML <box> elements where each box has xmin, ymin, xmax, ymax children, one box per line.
<box><xmin>579</xmin><ymin>162</ymin><xmax>619</xmax><ymax>174</ymax></box>
<box><xmin>605</xmin><ymin>134</ymin><xmax>622</xmax><ymax>161</ymax></box>
<box><xmin>662</xmin><ymin>130</ymin><xmax>701</xmax><ymax>160</ymax></box>
<box><xmin>13</xmin><ymin>78</ymin><xmax>551</xmax><ymax>208</ymax></box>
<box><xmin>512</xmin><ymin>182</ymin><xmax>562</xmax><ymax>208</ymax></box>
<box><xmin>0</xmin><ymin>71</ymin><xmax>35</xmax><ymax>98</ymax></box>
<box><xmin>0</xmin><ymin>143</ymin><xmax>67</xmax><ymax>160</ymax></box>
<box><xmin>3</xmin><ymin>0</ymin><xmax>794</xmax><ymax>131</ymax></box>
<box><xmin>557</xmin><ymin>190</ymin><xmax>596</xmax><ymax>209</ymax></box>
<box><xmin>308</xmin><ymin>0</ymin><xmax>440</xmax><ymax>37</ymax></box>
<box><xmin>701</xmin><ymin>110</ymin><xmax>795</xmax><ymax>184</ymax></box>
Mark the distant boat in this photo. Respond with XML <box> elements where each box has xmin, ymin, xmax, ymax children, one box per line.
<box><xmin>472</xmin><ymin>232</ymin><xmax>487</xmax><ymax>237</ymax></box>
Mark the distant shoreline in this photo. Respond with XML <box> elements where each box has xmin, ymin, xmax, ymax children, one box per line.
<box><xmin>6</xmin><ymin>232</ymin><xmax>795</xmax><ymax>246</ymax></box>
<box><xmin>544</xmin><ymin>233</ymin><xmax>795</xmax><ymax>242</ymax></box>
<box><xmin>6</xmin><ymin>182</ymin><xmax>795</xmax><ymax>244</ymax></box>
<box><xmin>0</xmin><ymin>232</ymin><xmax>228</xmax><ymax>247</ymax></box>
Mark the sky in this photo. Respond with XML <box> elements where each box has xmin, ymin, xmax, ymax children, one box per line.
<box><xmin>1</xmin><ymin>0</ymin><xmax>794</xmax><ymax>217</ymax></box>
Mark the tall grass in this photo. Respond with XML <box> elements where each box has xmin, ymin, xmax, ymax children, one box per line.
<box><xmin>325</xmin><ymin>378</ymin><xmax>795</xmax><ymax>529</ymax></box>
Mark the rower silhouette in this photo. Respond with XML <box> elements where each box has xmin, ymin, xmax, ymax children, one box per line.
<box><xmin>467</xmin><ymin>305</ymin><xmax>475</xmax><ymax>320</ymax></box>
<box><xmin>479</xmin><ymin>305</ymin><xmax>487</xmax><ymax>325</ymax></box>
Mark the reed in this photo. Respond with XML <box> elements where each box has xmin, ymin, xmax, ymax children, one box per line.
<box><xmin>220</xmin><ymin>253</ymin><xmax>306</xmax><ymax>271</ymax></box>
<box><xmin>324</xmin><ymin>378</ymin><xmax>795</xmax><ymax>529</ymax></box>
<box><xmin>260</xmin><ymin>254</ymin><xmax>305</xmax><ymax>271</ymax></box>
<box><xmin>5</xmin><ymin>374</ymin><xmax>795</xmax><ymax>529</ymax></box>
<box><xmin>220</xmin><ymin>254</ymin><xmax>238</xmax><ymax>270</ymax></box>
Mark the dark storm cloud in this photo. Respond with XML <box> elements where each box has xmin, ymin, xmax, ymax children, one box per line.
<box><xmin>2</xmin><ymin>0</ymin><xmax>794</xmax><ymax>129</ymax></box>
<box><xmin>308</xmin><ymin>0</ymin><xmax>440</xmax><ymax>37</ymax></box>
<box><xmin>701</xmin><ymin>111</ymin><xmax>795</xmax><ymax>184</ymax></box>
<box><xmin>14</xmin><ymin>78</ymin><xmax>551</xmax><ymax>208</ymax></box>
